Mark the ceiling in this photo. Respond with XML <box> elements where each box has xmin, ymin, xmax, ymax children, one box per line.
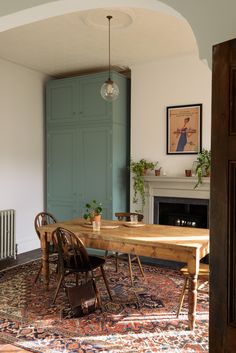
<box><xmin>0</xmin><ymin>7</ymin><xmax>198</xmax><ymax>77</ymax></box>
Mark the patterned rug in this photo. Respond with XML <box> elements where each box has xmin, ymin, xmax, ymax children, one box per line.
<box><xmin>0</xmin><ymin>258</ymin><xmax>208</xmax><ymax>352</ymax></box>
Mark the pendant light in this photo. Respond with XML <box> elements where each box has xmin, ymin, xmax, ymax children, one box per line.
<box><xmin>100</xmin><ymin>15</ymin><xmax>119</xmax><ymax>101</ymax></box>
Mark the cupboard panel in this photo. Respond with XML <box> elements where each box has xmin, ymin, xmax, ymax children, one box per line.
<box><xmin>46</xmin><ymin>79</ymin><xmax>77</xmax><ymax>123</ymax></box>
<box><xmin>47</xmin><ymin>202</ymin><xmax>75</xmax><ymax>222</ymax></box>
<box><xmin>47</xmin><ymin>128</ymin><xmax>76</xmax><ymax>201</ymax></box>
<box><xmin>78</xmin><ymin>126</ymin><xmax>112</xmax><ymax>202</ymax></box>
<box><xmin>79</xmin><ymin>75</ymin><xmax>111</xmax><ymax>123</ymax></box>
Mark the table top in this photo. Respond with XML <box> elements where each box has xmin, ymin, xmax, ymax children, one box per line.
<box><xmin>38</xmin><ymin>218</ymin><xmax>209</xmax><ymax>253</ymax></box>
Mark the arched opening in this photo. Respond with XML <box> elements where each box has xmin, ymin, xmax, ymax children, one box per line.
<box><xmin>0</xmin><ymin>1</ymin><xmax>211</xmax><ymax>351</ymax></box>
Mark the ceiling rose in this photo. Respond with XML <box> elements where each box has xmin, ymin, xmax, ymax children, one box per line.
<box><xmin>80</xmin><ymin>9</ymin><xmax>134</xmax><ymax>29</ymax></box>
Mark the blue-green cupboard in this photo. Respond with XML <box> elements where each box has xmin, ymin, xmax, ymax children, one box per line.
<box><xmin>46</xmin><ymin>71</ymin><xmax>130</xmax><ymax>221</ymax></box>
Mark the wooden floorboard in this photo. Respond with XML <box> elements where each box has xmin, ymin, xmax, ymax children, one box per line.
<box><xmin>0</xmin><ymin>248</ymin><xmax>41</xmax><ymax>271</ymax></box>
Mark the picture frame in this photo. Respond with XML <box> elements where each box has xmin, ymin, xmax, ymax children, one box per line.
<box><xmin>166</xmin><ymin>104</ymin><xmax>202</xmax><ymax>154</ymax></box>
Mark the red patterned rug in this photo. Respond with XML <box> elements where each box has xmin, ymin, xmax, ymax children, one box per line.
<box><xmin>0</xmin><ymin>258</ymin><xmax>208</xmax><ymax>352</ymax></box>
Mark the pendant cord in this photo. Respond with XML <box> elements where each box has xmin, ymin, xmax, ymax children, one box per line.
<box><xmin>107</xmin><ymin>15</ymin><xmax>112</xmax><ymax>81</ymax></box>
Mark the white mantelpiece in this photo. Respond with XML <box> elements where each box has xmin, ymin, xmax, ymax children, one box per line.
<box><xmin>143</xmin><ymin>176</ymin><xmax>210</xmax><ymax>224</ymax></box>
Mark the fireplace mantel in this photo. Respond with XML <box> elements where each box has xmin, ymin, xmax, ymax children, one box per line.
<box><xmin>143</xmin><ymin>176</ymin><xmax>210</xmax><ymax>223</ymax></box>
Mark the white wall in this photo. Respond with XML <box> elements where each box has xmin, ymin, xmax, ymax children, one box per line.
<box><xmin>0</xmin><ymin>58</ymin><xmax>47</xmax><ymax>254</ymax></box>
<box><xmin>131</xmin><ymin>54</ymin><xmax>211</xmax><ymax>177</ymax></box>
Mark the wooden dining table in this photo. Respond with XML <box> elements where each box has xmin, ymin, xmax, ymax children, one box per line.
<box><xmin>38</xmin><ymin>217</ymin><xmax>209</xmax><ymax>330</ymax></box>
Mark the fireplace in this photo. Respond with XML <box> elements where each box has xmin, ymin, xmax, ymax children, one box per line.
<box><xmin>142</xmin><ymin>176</ymin><xmax>210</xmax><ymax>266</ymax></box>
<box><xmin>154</xmin><ymin>196</ymin><xmax>209</xmax><ymax>228</ymax></box>
<box><xmin>143</xmin><ymin>176</ymin><xmax>210</xmax><ymax>225</ymax></box>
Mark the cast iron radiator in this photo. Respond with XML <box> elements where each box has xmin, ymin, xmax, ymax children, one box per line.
<box><xmin>0</xmin><ymin>209</ymin><xmax>16</xmax><ymax>260</ymax></box>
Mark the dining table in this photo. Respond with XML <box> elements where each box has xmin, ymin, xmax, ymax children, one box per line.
<box><xmin>37</xmin><ymin>217</ymin><xmax>209</xmax><ymax>330</ymax></box>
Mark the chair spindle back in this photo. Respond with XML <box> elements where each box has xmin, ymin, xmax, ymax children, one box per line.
<box><xmin>52</xmin><ymin>227</ymin><xmax>91</xmax><ymax>273</ymax></box>
<box><xmin>34</xmin><ymin>212</ymin><xmax>57</xmax><ymax>239</ymax></box>
<box><xmin>115</xmin><ymin>212</ymin><xmax>143</xmax><ymax>222</ymax></box>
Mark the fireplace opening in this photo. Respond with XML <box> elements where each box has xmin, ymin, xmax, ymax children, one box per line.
<box><xmin>154</xmin><ymin>196</ymin><xmax>209</xmax><ymax>229</ymax></box>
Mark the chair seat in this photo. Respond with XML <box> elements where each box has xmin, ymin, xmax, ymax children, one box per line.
<box><xmin>65</xmin><ymin>255</ymin><xmax>105</xmax><ymax>272</ymax></box>
<box><xmin>180</xmin><ymin>263</ymin><xmax>209</xmax><ymax>276</ymax></box>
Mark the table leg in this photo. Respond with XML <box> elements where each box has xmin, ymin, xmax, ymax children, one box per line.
<box><xmin>187</xmin><ymin>253</ymin><xmax>200</xmax><ymax>330</ymax></box>
<box><xmin>188</xmin><ymin>274</ymin><xmax>198</xmax><ymax>330</ymax></box>
<box><xmin>40</xmin><ymin>232</ymin><xmax>49</xmax><ymax>289</ymax></box>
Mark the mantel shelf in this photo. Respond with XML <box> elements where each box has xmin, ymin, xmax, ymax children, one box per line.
<box><xmin>144</xmin><ymin>176</ymin><xmax>210</xmax><ymax>184</ymax></box>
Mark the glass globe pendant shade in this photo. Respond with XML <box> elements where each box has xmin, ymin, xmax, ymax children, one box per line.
<box><xmin>101</xmin><ymin>16</ymin><xmax>119</xmax><ymax>101</ymax></box>
<box><xmin>100</xmin><ymin>78</ymin><xmax>119</xmax><ymax>101</ymax></box>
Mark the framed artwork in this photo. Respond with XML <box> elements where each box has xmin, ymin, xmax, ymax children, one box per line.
<box><xmin>166</xmin><ymin>104</ymin><xmax>202</xmax><ymax>154</ymax></box>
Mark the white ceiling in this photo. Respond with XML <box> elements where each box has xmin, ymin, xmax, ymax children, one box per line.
<box><xmin>0</xmin><ymin>7</ymin><xmax>198</xmax><ymax>77</ymax></box>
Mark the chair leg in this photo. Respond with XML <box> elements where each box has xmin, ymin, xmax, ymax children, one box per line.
<box><xmin>198</xmin><ymin>280</ymin><xmax>208</xmax><ymax>291</ymax></box>
<box><xmin>34</xmin><ymin>263</ymin><xmax>42</xmax><ymax>284</ymax></box>
<box><xmin>115</xmin><ymin>252</ymin><xmax>119</xmax><ymax>272</ymax></box>
<box><xmin>136</xmin><ymin>256</ymin><xmax>145</xmax><ymax>277</ymax></box>
<box><xmin>176</xmin><ymin>277</ymin><xmax>188</xmax><ymax>318</ymax></box>
<box><xmin>128</xmin><ymin>254</ymin><xmax>134</xmax><ymax>286</ymax></box>
<box><xmin>93</xmin><ymin>279</ymin><xmax>102</xmax><ymax>309</ymax></box>
<box><xmin>52</xmin><ymin>273</ymin><xmax>64</xmax><ymax>305</ymax></box>
<box><xmin>100</xmin><ymin>265</ymin><xmax>113</xmax><ymax>301</ymax></box>
<box><xmin>104</xmin><ymin>250</ymin><xmax>108</xmax><ymax>258</ymax></box>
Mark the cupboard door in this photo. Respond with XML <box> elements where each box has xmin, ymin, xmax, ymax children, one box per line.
<box><xmin>46</xmin><ymin>78</ymin><xmax>78</xmax><ymax>124</ymax></box>
<box><xmin>77</xmin><ymin>126</ymin><xmax>112</xmax><ymax>219</ymax></box>
<box><xmin>112</xmin><ymin>124</ymin><xmax>129</xmax><ymax>214</ymax></box>
<box><xmin>79</xmin><ymin>74</ymin><xmax>111</xmax><ymax>123</ymax></box>
<box><xmin>47</xmin><ymin>127</ymin><xmax>76</xmax><ymax>220</ymax></box>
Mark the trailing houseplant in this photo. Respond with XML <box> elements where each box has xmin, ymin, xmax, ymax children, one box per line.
<box><xmin>83</xmin><ymin>200</ymin><xmax>103</xmax><ymax>223</ymax></box>
<box><xmin>130</xmin><ymin>158</ymin><xmax>157</xmax><ymax>211</ymax></box>
<box><xmin>194</xmin><ymin>149</ymin><xmax>211</xmax><ymax>188</ymax></box>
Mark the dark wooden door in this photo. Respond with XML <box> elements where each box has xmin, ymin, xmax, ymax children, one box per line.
<box><xmin>210</xmin><ymin>39</ymin><xmax>236</xmax><ymax>352</ymax></box>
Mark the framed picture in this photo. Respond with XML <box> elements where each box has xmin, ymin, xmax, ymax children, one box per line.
<box><xmin>166</xmin><ymin>104</ymin><xmax>202</xmax><ymax>154</ymax></box>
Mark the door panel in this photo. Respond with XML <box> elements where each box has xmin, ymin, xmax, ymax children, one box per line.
<box><xmin>47</xmin><ymin>128</ymin><xmax>76</xmax><ymax>220</ymax></box>
<box><xmin>210</xmin><ymin>39</ymin><xmax>236</xmax><ymax>352</ymax></box>
<box><xmin>112</xmin><ymin>124</ymin><xmax>129</xmax><ymax>214</ymax></box>
<box><xmin>77</xmin><ymin>126</ymin><xmax>112</xmax><ymax>219</ymax></box>
<box><xmin>79</xmin><ymin>74</ymin><xmax>111</xmax><ymax>123</ymax></box>
<box><xmin>46</xmin><ymin>79</ymin><xmax>77</xmax><ymax>123</ymax></box>
<box><xmin>47</xmin><ymin>202</ymin><xmax>75</xmax><ymax>222</ymax></box>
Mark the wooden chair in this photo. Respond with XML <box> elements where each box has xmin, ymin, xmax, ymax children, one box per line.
<box><xmin>115</xmin><ymin>212</ymin><xmax>144</xmax><ymax>222</ymax></box>
<box><xmin>52</xmin><ymin>227</ymin><xmax>113</xmax><ymax>304</ymax></box>
<box><xmin>34</xmin><ymin>211</ymin><xmax>57</xmax><ymax>284</ymax></box>
<box><xmin>176</xmin><ymin>263</ymin><xmax>209</xmax><ymax>317</ymax></box>
<box><xmin>105</xmin><ymin>212</ymin><xmax>145</xmax><ymax>286</ymax></box>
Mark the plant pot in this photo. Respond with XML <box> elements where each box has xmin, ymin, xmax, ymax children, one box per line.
<box><xmin>185</xmin><ymin>169</ymin><xmax>192</xmax><ymax>177</ymax></box>
<box><xmin>89</xmin><ymin>215</ymin><xmax>101</xmax><ymax>224</ymax></box>
<box><xmin>94</xmin><ymin>214</ymin><xmax>101</xmax><ymax>223</ymax></box>
<box><xmin>155</xmin><ymin>168</ymin><xmax>161</xmax><ymax>176</ymax></box>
